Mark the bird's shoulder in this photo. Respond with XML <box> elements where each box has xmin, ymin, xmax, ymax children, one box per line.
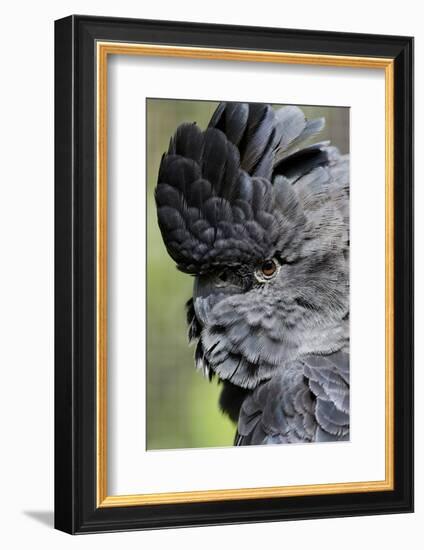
<box><xmin>235</xmin><ymin>350</ymin><xmax>350</xmax><ymax>445</ymax></box>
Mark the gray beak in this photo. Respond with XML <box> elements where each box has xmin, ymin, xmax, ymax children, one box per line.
<box><xmin>193</xmin><ymin>273</ymin><xmax>244</xmax><ymax>326</ymax></box>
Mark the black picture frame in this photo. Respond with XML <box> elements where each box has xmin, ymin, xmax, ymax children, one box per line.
<box><xmin>55</xmin><ymin>14</ymin><xmax>414</xmax><ymax>534</ymax></box>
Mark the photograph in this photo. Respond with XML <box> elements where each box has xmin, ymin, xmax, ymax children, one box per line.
<box><xmin>52</xmin><ymin>15</ymin><xmax>413</xmax><ymax>533</ymax></box>
<box><xmin>0</xmin><ymin>0</ymin><xmax>419</xmax><ymax>544</ymax></box>
<box><xmin>147</xmin><ymin>98</ymin><xmax>350</xmax><ymax>450</ymax></box>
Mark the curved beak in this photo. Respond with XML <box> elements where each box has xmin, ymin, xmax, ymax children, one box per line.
<box><xmin>193</xmin><ymin>273</ymin><xmax>244</xmax><ymax>326</ymax></box>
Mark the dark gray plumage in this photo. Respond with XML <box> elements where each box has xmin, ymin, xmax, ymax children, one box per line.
<box><xmin>155</xmin><ymin>101</ymin><xmax>349</xmax><ymax>445</ymax></box>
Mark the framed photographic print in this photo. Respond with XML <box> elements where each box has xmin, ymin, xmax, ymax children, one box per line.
<box><xmin>54</xmin><ymin>15</ymin><xmax>413</xmax><ymax>534</ymax></box>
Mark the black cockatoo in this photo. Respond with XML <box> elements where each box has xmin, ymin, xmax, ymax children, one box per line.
<box><xmin>155</xmin><ymin>102</ymin><xmax>349</xmax><ymax>445</ymax></box>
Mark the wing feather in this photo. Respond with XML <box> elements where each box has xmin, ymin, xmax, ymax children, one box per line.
<box><xmin>236</xmin><ymin>351</ymin><xmax>349</xmax><ymax>445</ymax></box>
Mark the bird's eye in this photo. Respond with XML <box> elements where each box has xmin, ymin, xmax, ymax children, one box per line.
<box><xmin>254</xmin><ymin>258</ymin><xmax>279</xmax><ymax>283</ymax></box>
<box><xmin>261</xmin><ymin>260</ymin><xmax>277</xmax><ymax>277</ymax></box>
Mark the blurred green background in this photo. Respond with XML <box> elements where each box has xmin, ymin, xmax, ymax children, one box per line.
<box><xmin>146</xmin><ymin>98</ymin><xmax>349</xmax><ymax>450</ymax></box>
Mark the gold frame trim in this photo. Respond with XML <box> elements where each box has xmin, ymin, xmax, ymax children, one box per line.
<box><xmin>96</xmin><ymin>42</ymin><xmax>395</xmax><ymax>508</ymax></box>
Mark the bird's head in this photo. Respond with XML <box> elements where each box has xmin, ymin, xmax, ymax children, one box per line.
<box><xmin>155</xmin><ymin>103</ymin><xmax>349</xmax><ymax>389</ymax></box>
